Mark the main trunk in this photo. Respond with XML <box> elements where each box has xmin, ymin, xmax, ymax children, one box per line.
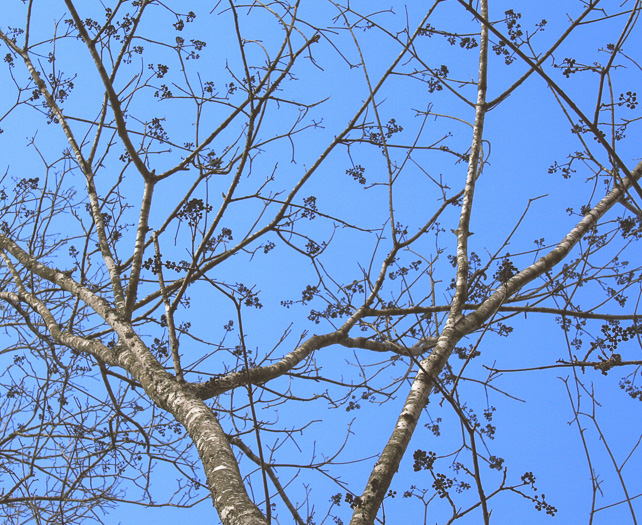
<box><xmin>117</xmin><ymin>332</ymin><xmax>268</xmax><ymax>525</ymax></box>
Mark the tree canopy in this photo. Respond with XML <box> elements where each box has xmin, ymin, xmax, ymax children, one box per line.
<box><xmin>0</xmin><ymin>1</ymin><xmax>641</xmax><ymax>524</ymax></box>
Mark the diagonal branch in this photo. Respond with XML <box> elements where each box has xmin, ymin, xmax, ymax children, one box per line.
<box><xmin>349</xmin><ymin>0</ymin><xmax>490</xmax><ymax>520</ymax></box>
<box><xmin>0</xmin><ymin>27</ymin><xmax>127</xmax><ymax>314</ymax></box>
<box><xmin>63</xmin><ymin>0</ymin><xmax>153</xmax><ymax>181</ymax></box>
<box><xmin>457</xmin><ymin>0</ymin><xmax>642</xmax><ymax>203</ymax></box>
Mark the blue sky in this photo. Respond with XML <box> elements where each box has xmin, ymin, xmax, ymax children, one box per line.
<box><xmin>1</xmin><ymin>1</ymin><xmax>641</xmax><ymax>524</ymax></box>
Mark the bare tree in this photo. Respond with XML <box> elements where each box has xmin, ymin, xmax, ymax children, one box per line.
<box><xmin>1</xmin><ymin>1</ymin><xmax>641</xmax><ymax>523</ymax></box>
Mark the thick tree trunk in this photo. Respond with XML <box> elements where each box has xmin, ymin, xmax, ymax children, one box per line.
<box><xmin>117</xmin><ymin>333</ymin><xmax>268</xmax><ymax>525</ymax></box>
<box><xmin>164</xmin><ymin>384</ymin><xmax>268</xmax><ymax>525</ymax></box>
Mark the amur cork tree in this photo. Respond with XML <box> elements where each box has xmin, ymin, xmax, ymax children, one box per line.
<box><xmin>1</xmin><ymin>1</ymin><xmax>641</xmax><ymax>523</ymax></box>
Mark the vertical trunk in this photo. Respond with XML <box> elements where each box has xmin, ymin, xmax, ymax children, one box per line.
<box><xmin>116</xmin><ymin>332</ymin><xmax>268</xmax><ymax>525</ymax></box>
<box><xmin>165</xmin><ymin>386</ymin><xmax>268</xmax><ymax>525</ymax></box>
<box><xmin>349</xmin><ymin>0</ymin><xmax>490</xmax><ymax>521</ymax></box>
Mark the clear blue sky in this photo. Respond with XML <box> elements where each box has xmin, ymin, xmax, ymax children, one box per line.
<box><xmin>1</xmin><ymin>1</ymin><xmax>641</xmax><ymax>524</ymax></box>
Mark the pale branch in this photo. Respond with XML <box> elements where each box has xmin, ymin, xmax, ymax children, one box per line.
<box><xmin>349</xmin><ymin>2</ymin><xmax>490</xmax><ymax>521</ymax></box>
<box><xmin>0</xmin><ymin>291</ymin><xmax>118</xmax><ymax>366</ymax></box>
<box><xmin>1</xmin><ymin>244</ymin><xmax>273</xmax><ymax>525</ymax></box>
<box><xmin>0</xmin><ymin>234</ymin><xmax>122</xmax><ymax>331</ymax></box>
<box><xmin>125</xmin><ymin>179</ymin><xmax>156</xmax><ymax>317</ymax></box>
<box><xmin>450</xmin><ymin>0</ymin><xmax>489</xmax><ymax>322</ymax></box>
<box><xmin>0</xmin><ymin>293</ymin><xmax>56</xmax><ymax>351</ymax></box>
<box><xmin>157</xmin><ymin>386</ymin><xmax>268</xmax><ymax>524</ymax></box>
<box><xmin>458</xmin><ymin>0</ymin><xmax>642</xmax><ymax>203</ymax></box>
<box><xmin>488</xmin><ymin>358</ymin><xmax>642</xmax><ymax>374</ymax></box>
<box><xmin>156</xmin><ymin>28</ymin><xmax>320</xmax><ymax>181</ymax></box>
<box><xmin>63</xmin><ymin>0</ymin><xmax>154</xmax><ymax>182</ymax></box>
<box><xmin>133</xmin><ymin>6</ymin><xmax>441</xmax><ymax>315</ymax></box>
<box><xmin>0</xmin><ymin>258</ymin><xmax>268</xmax><ymax>525</ymax></box>
<box><xmin>454</xmin><ymin>160</ymin><xmax>642</xmax><ymax>341</ymax></box>
<box><xmin>339</xmin><ymin>336</ymin><xmax>438</xmax><ymax>356</ymax></box>
<box><xmin>619</xmin><ymin>196</ymin><xmax>642</xmax><ymax>219</ymax></box>
<box><xmin>363</xmin><ymin>304</ymin><xmax>642</xmax><ymax>322</ymax></box>
<box><xmin>348</xmin><ymin>11</ymin><xmax>642</xmax><ymax>524</ymax></box>
<box><xmin>191</xmin><ymin>331</ymin><xmax>346</xmax><ymax>399</ymax></box>
<box><xmin>0</xmin><ymin>27</ymin><xmax>127</xmax><ymax>314</ymax></box>
<box><xmin>153</xmin><ymin>234</ymin><xmax>184</xmax><ymax>382</ymax></box>
<box><xmin>487</xmin><ymin>0</ymin><xmax>604</xmax><ymax>109</ymax></box>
